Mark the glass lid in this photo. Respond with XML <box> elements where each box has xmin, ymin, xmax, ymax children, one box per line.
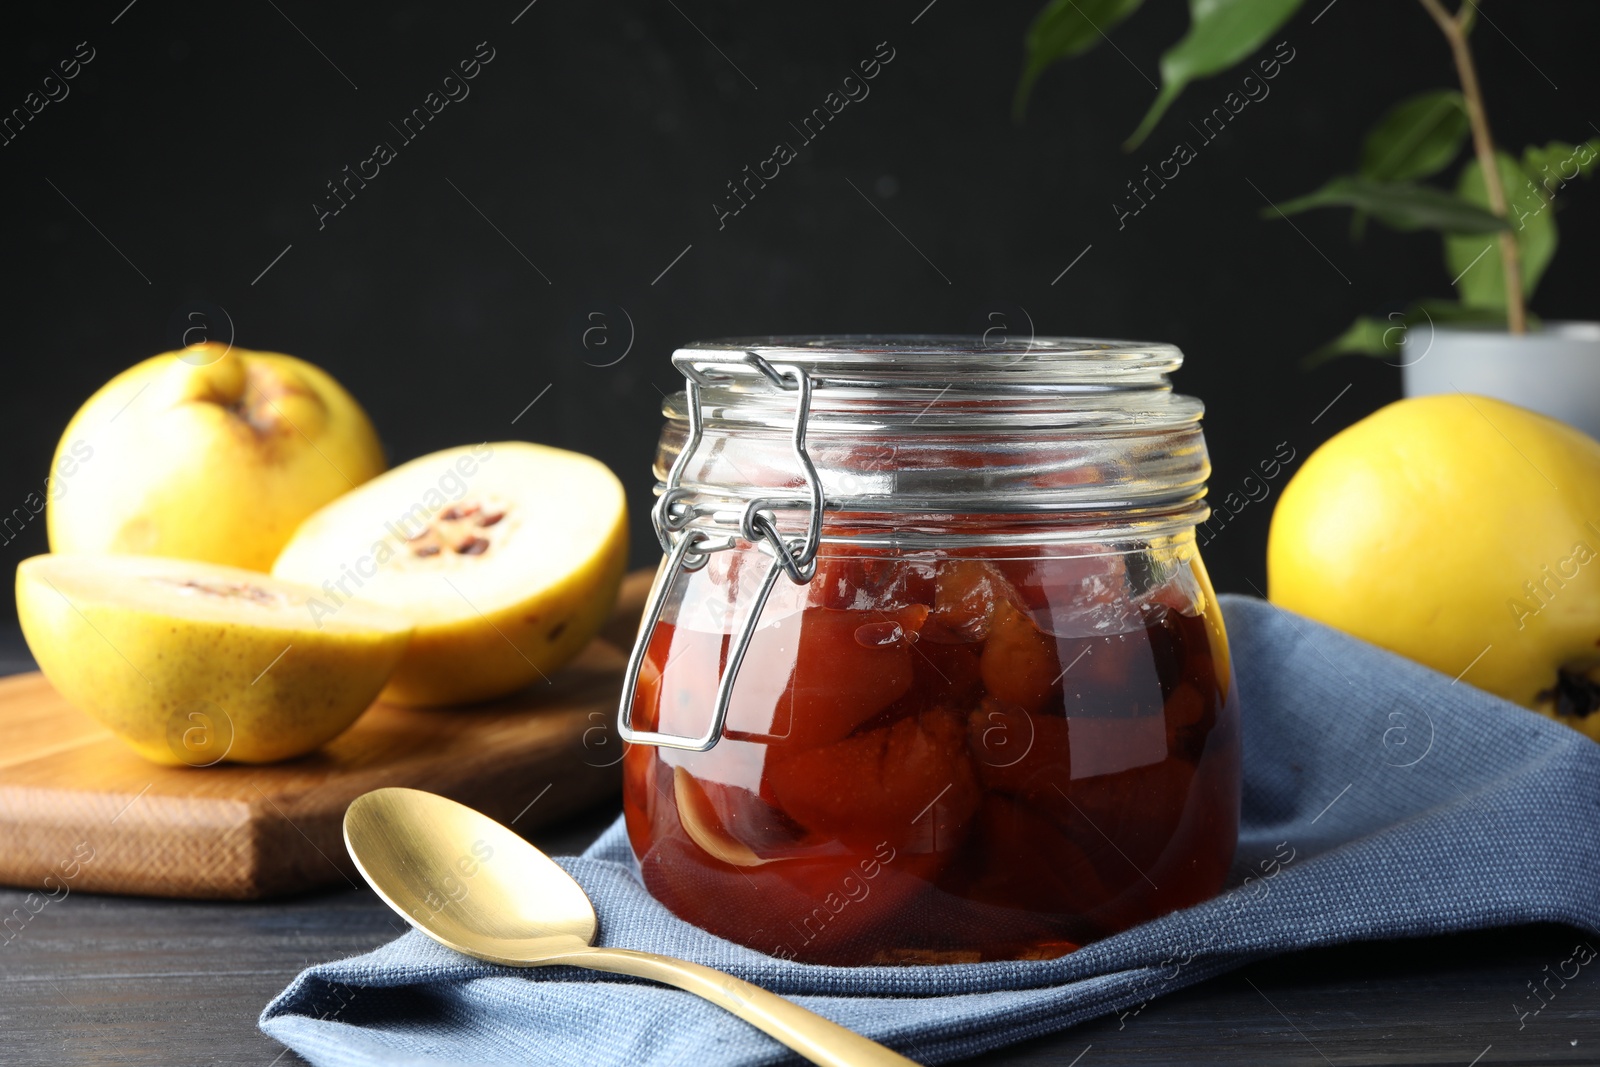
<box><xmin>654</xmin><ymin>334</ymin><xmax>1212</xmax><ymax>525</ymax></box>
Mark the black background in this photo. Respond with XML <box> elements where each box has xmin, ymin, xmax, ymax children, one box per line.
<box><xmin>4</xmin><ymin>0</ymin><xmax>1597</xmax><ymax>624</ymax></box>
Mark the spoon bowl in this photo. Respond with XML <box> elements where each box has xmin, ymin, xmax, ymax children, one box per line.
<box><xmin>343</xmin><ymin>787</ymin><xmax>918</xmax><ymax>1067</ymax></box>
<box><xmin>345</xmin><ymin>786</ymin><xmax>596</xmax><ymax>963</ymax></box>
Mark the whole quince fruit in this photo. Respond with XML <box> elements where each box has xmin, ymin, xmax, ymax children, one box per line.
<box><xmin>17</xmin><ymin>553</ymin><xmax>412</xmax><ymax>764</ymax></box>
<box><xmin>1268</xmin><ymin>393</ymin><xmax>1600</xmax><ymax>741</ymax></box>
<box><xmin>47</xmin><ymin>344</ymin><xmax>385</xmax><ymax>572</ymax></box>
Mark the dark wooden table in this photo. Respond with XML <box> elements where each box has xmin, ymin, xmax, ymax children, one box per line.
<box><xmin>2</xmin><ymin>632</ymin><xmax>1597</xmax><ymax>1067</ymax></box>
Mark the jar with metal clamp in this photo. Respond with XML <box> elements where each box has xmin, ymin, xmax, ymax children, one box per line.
<box><xmin>618</xmin><ymin>336</ymin><xmax>1241</xmax><ymax>966</ymax></box>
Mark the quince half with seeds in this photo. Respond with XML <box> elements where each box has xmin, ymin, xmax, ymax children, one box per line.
<box><xmin>272</xmin><ymin>442</ymin><xmax>628</xmax><ymax>706</ymax></box>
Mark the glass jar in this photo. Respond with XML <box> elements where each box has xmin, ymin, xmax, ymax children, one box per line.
<box><xmin>619</xmin><ymin>336</ymin><xmax>1240</xmax><ymax>966</ymax></box>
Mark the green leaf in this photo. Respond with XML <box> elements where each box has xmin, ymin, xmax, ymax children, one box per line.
<box><xmin>1125</xmin><ymin>0</ymin><xmax>1305</xmax><ymax>149</ymax></box>
<box><xmin>1306</xmin><ymin>314</ymin><xmax>1405</xmax><ymax>366</ymax></box>
<box><xmin>1359</xmin><ymin>90</ymin><xmax>1469</xmax><ymax>182</ymax></box>
<box><xmin>1521</xmin><ymin>137</ymin><xmax>1600</xmax><ymax>191</ymax></box>
<box><xmin>1444</xmin><ymin>151</ymin><xmax>1559</xmax><ymax>308</ymax></box>
<box><xmin>1410</xmin><ymin>298</ymin><xmax>1519</xmax><ymax>325</ymax></box>
<box><xmin>1270</xmin><ymin>175</ymin><xmax>1511</xmax><ymax>234</ymax></box>
<box><xmin>1444</xmin><ymin>141</ymin><xmax>1600</xmax><ymax>307</ymax></box>
<box><xmin>1304</xmin><ymin>300</ymin><xmax>1515</xmax><ymax>367</ymax></box>
<box><xmin>1014</xmin><ymin>0</ymin><xmax>1146</xmax><ymax>121</ymax></box>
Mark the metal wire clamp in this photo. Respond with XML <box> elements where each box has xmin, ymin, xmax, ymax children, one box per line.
<box><xmin>617</xmin><ymin>350</ymin><xmax>825</xmax><ymax>752</ymax></box>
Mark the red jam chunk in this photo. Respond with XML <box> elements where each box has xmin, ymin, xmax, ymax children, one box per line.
<box><xmin>623</xmin><ymin>548</ymin><xmax>1241</xmax><ymax>965</ymax></box>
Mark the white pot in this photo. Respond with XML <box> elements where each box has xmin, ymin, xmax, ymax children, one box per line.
<box><xmin>1402</xmin><ymin>321</ymin><xmax>1600</xmax><ymax>442</ymax></box>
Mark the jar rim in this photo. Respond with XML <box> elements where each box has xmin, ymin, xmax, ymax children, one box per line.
<box><xmin>677</xmin><ymin>334</ymin><xmax>1183</xmax><ymax>390</ymax></box>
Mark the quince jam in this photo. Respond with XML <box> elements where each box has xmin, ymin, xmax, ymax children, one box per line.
<box><xmin>623</xmin><ymin>543</ymin><xmax>1240</xmax><ymax>965</ymax></box>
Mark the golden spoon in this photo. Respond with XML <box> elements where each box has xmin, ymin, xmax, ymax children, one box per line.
<box><xmin>343</xmin><ymin>787</ymin><xmax>919</xmax><ymax>1067</ymax></box>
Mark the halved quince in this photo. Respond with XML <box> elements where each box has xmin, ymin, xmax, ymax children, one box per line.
<box><xmin>16</xmin><ymin>553</ymin><xmax>413</xmax><ymax>765</ymax></box>
<box><xmin>271</xmin><ymin>442</ymin><xmax>628</xmax><ymax>706</ymax></box>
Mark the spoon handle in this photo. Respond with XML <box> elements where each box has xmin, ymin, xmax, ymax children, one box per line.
<box><xmin>566</xmin><ymin>946</ymin><xmax>920</xmax><ymax>1066</ymax></box>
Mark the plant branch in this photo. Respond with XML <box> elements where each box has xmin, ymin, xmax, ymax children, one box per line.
<box><xmin>1417</xmin><ymin>0</ymin><xmax>1526</xmax><ymax>332</ymax></box>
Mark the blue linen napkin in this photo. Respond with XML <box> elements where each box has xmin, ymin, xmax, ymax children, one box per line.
<box><xmin>261</xmin><ymin>594</ymin><xmax>1600</xmax><ymax>1066</ymax></box>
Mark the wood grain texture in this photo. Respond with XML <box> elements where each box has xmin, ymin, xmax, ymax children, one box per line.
<box><xmin>0</xmin><ymin>800</ymin><xmax>622</xmax><ymax>1067</ymax></box>
<box><xmin>0</xmin><ymin>570</ymin><xmax>656</xmax><ymax>901</ymax></box>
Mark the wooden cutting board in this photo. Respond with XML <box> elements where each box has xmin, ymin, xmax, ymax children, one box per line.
<box><xmin>0</xmin><ymin>570</ymin><xmax>655</xmax><ymax>900</ymax></box>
